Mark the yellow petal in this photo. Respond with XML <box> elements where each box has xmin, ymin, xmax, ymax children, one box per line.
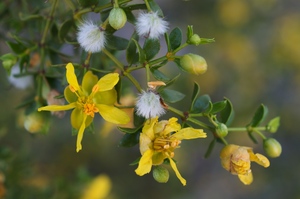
<box><xmin>152</xmin><ymin>152</ymin><xmax>166</xmax><ymax>165</ymax></box>
<box><xmin>139</xmin><ymin>133</ymin><xmax>152</xmax><ymax>155</ymax></box>
<box><xmin>169</xmin><ymin>158</ymin><xmax>186</xmax><ymax>186</ymax></box>
<box><xmin>173</xmin><ymin>127</ymin><xmax>207</xmax><ymax>140</ymax></box>
<box><xmin>94</xmin><ymin>89</ymin><xmax>117</xmax><ymax>106</ymax></box>
<box><xmin>220</xmin><ymin>144</ymin><xmax>239</xmax><ymax>171</ymax></box>
<box><xmin>82</xmin><ymin>71</ymin><xmax>98</xmax><ymax>95</ymax></box>
<box><xmin>81</xmin><ymin>174</ymin><xmax>111</xmax><ymax>199</ymax></box>
<box><xmin>156</xmin><ymin>117</ymin><xmax>181</xmax><ymax>136</ymax></box>
<box><xmin>97</xmin><ymin>104</ymin><xmax>130</xmax><ymax>124</ymax></box>
<box><xmin>64</xmin><ymin>86</ymin><xmax>78</xmax><ymax>103</ymax></box>
<box><xmin>142</xmin><ymin>117</ymin><xmax>158</xmax><ymax>141</ymax></box>
<box><xmin>76</xmin><ymin>114</ymin><xmax>87</xmax><ymax>152</ymax></box>
<box><xmin>38</xmin><ymin>103</ymin><xmax>76</xmax><ymax>112</ymax></box>
<box><xmin>249</xmin><ymin>151</ymin><xmax>270</xmax><ymax>168</ymax></box>
<box><xmin>97</xmin><ymin>73</ymin><xmax>119</xmax><ymax>92</ymax></box>
<box><xmin>238</xmin><ymin>172</ymin><xmax>253</xmax><ymax>185</ymax></box>
<box><xmin>66</xmin><ymin>63</ymin><xmax>80</xmax><ymax>91</ymax></box>
<box><xmin>135</xmin><ymin>149</ymin><xmax>154</xmax><ymax>176</ymax></box>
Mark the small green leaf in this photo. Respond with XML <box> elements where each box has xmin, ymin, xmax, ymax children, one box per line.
<box><xmin>160</xmin><ymin>89</ymin><xmax>185</xmax><ymax>103</ymax></box>
<box><xmin>143</xmin><ymin>39</ymin><xmax>160</xmax><ymax>60</ymax></box>
<box><xmin>248</xmin><ymin>104</ymin><xmax>268</xmax><ymax>127</ymax></box>
<box><xmin>119</xmin><ymin>132</ymin><xmax>140</xmax><ymax>147</ymax></box>
<box><xmin>118</xmin><ymin>127</ymin><xmax>140</xmax><ymax>134</ymax></box>
<box><xmin>59</xmin><ymin>19</ymin><xmax>75</xmax><ymax>42</ymax></box>
<box><xmin>6</xmin><ymin>41</ymin><xmax>27</xmax><ymax>54</ymax></box>
<box><xmin>190</xmin><ymin>82</ymin><xmax>200</xmax><ymax>112</ymax></box>
<box><xmin>169</xmin><ymin>27</ymin><xmax>182</xmax><ymax>51</ymax></box>
<box><xmin>248</xmin><ymin>131</ymin><xmax>258</xmax><ymax>144</ymax></box>
<box><xmin>203</xmin><ymin>101</ymin><xmax>213</xmax><ymax>114</ymax></box>
<box><xmin>133</xmin><ymin>111</ymin><xmax>145</xmax><ymax>127</ymax></box>
<box><xmin>204</xmin><ymin>139</ymin><xmax>216</xmax><ymax>158</ymax></box>
<box><xmin>126</xmin><ymin>33</ymin><xmax>139</xmax><ymax>65</ymax></box>
<box><xmin>151</xmin><ymin>69</ymin><xmax>170</xmax><ymax>82</ymax></box>
<box><xmin>220</xmin><ymin>98</ymin><xmax>234</xmax><ymax>126</ymax></box>
<box><xmin>78</xmin><ymin>0</ymin><xmax>98</xmax><ymax>7</ymax></box>
<box><xmin>210</xmin><ymin>100</ymin><xmax>227</xmax><ymax>114</ymax></box>
<box><xmin>19</xmin><ymin>13</ymin><xmax>43</xmax><ymax>21</ymax></box>
<box><xmin>191</xmin><ymin>94</ymin><xmax>211</xmax><ymax>113</ymax></box>
<box><xmin>106</xmin><ymin>35</ymin><xmax>129</xmax><ymax>50</ymax></box>
<box><xmin>267</xmin><ymin>117</ymin><xmax>280</xmax><ymax>133</ymax></box>
<box><xmin>147</xmin><ymin>0</ymin><xmax>163</xmax><ymax>16</ymax></box>
<box><xmin>157</xmin><ymin>74</ymin><xmax>180</xmax><ymax>91</ymax></box>
<box><xmin>132</xmin><ymin>39</ymin><xmax>146</xmax><ymax>64</ymax></box>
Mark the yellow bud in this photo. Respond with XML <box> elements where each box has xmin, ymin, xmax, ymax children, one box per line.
<box><xmin>180</xmin><ymin>53</ymin><xmax>207</xmax><ymax>75</ymax></box>
<box><xmin>24</xmin><ymin>112</ymin><xmax>50</xmax><ymax>133</ymax></box>
<box><xmin>108</xmin><ymin>7</ymin><xmax>127</xmax><ymax>30</ymax></box>
<box><xmin>152</xmin><ymin>166</ymin><xmax>169</xmax><ymax>183</ymax></box>
<box><xmin>263</xmin><ymin>138</ymin><xmax>282</xmax><ymax>158</ymax></box>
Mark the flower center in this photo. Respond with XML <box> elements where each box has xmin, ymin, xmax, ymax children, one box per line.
<box><xmin>153</xmin><ymin>137</ymin><xmax>181</xmax><ymax>158</ymax></box>
<box><xmin>78</xmin><ymin>96</ymin><xmax>99</xmax><ymax>118</ymax></box>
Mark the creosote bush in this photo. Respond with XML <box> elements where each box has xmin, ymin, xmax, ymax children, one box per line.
<box><xmin>0</xmin><ymin>0</ymin><xmax>282</xmax><ymax>190</ymax></box>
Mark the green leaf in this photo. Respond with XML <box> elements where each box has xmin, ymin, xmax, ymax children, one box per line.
<box><xmin>158</xmin><ymin>73</ymin><xmax>181</xmax><ymax>90</ymax></box>
<box><xmin>132</xmin><ymin>39</ymin><xmax>146</xmax><ymax>64</ymax></box>
<box><xmin>210</xmin><ymin>100</ymin><xmax>227</xmax><ymax>114</ymax></box>
<box><xmin>6</xmin><ymin>41</ymin><xmax>27</xmax><ymax>54</ymax></box>
<box><xmin>133</xmin><ymin>111</ymin><xmax>145</xmax><ymax>127</ymax></box>
<box><xmin>126</xmin><ymin>33</ymin><xmax>139</xmax><ymax>65</ymax></box>
<box><xmin>220</xmin><ymin>98</ymin><xmax>234</xmax><ymax>126</ymax></box>
<box><xmin>78</xmin><ymin>0</ymin><xmax>98</xmax><ymax>7</ymax></box>
<box><xmin>190</xmin><ymin>82</ymin><xmax>200</xmax><ymax>112</ymax></box>
<box><xmin>191</xmin><ymin>94</ymin><xmax>211</xmax><ymax>113</ymax></box>
<box><xmin>147</xmin><ymin>0</ymin><xmax>163</xmax><ymax>16</ymax></box>
<box><xmin>204</xmin><ymin>139</ymin><xmax>216</xmax><ymax>158</ymax></box>
<box><xmin>169</xmin><ymin>27</ymin><xmax>182</xmax><ymax>51</ymax></box>
<box><xmin>19</xmin><ymin>55</ymin><xmax>30</xmax><ymax>69</ymax></box>
<box><xmin>266</xmin><ymin>117</ymin><xmax>280</xmax><ymax>133</ymax></box>
<box><xmin>19</xmin><ymin>13</ymin><xmax>43</xmax><ymax>21</ymax></box>
<box><xmin>118</xmin><ymin>126</ymin><xmax>141</xmax><ymax>134</ymax></box>
<box><xmin>59</xmin><ymin>19</ymin><xmax>75</xmax><ymax>42</ymax></box>
<box><xmin>151</xmin><ymin>69</ymin><xmax>170</xmax><ymax>82</ymax></box>
<box><xmin>248</xmin><ymin>131</ymin><xmax>258</xmax><ymax>144</ymax></box>
<box><xmin>203</xmin><ymin>101</ymin><xmax>213</xmax><ymax>114</ymax></box>
<box><xmin>160</xmin><ymin>89</ymin><xmax>185</xmax><ymax>103</ymax></box>
<box><xmin>143</xmin><ymin>39</ymin><xmax>160</xmax><ymax>60</ymax></box>
<box><xmin>106</xmin><ymin>35</ymin><xmax>129</xmax><ymax>50</ymax></box>
<box><xmin>248</xmin><ymin>104</ymin><xmax>268</xmax><ymax>127</ymax></box>
<box><xmin>119</xmin><ymin>132</ymin><xmax>140</xmax><ymax>147</ymax></box>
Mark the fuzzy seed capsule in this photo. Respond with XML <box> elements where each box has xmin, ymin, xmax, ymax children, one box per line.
<box><xmin>189</xmin><ymin>34</ymin><xmax>201</xmax><ymax>45</ymax></box>
<box><xmin>108</xmin><ymin>7</ymin><xmax>127</xmax><ymax>30</ymax></box>
<box><xmin>180</xmin><ymin>53</ymin><xmax>207</xmax><ymax>75</ymax></box>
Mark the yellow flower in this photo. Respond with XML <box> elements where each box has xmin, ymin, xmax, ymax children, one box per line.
<box><xmin>220</xmin><ymin>144</ymin><xmax>270</xmax><ymax>185</ymax></box>
<box><xmin>38</xmin><ymin>63</ymin><xmax>130</xmax><ymax>152</ymax></box>
<box><xmin>135</xmin><ymin>117</ymin><xmax>206</xmax><ymax>186</ymax></box>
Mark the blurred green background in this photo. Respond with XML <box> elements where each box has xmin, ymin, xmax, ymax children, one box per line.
<box><xmin>0</xmin><ymin>0</ymin><xmax>299</xmax><ymax>198</ymax></box>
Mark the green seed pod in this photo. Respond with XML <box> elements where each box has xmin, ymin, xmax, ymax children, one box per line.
<box><xmin>216</xmin><ymin>123</ymin><xmax>228</xmax><ymax>138</ymax></box>
<box><xmin>108</xmin><ymin>7</ymin><xmax>127</xmax><ymax>30</ymax></box>
<box><xmin>180</xmin><ymin>53</ymin><xmax>207</xmax><ymax>75</ymax></box>
<box><xmin>263</xmin><ymin>138</ymin><xmax>282</xmax><ymax>158</ymax></box>
<box><xmin>188</xmin><ymin>34</ymin><xmax>201</xmax><ymax>45</ymax></box>
<box><xmin>152</xmin><ymin>166</ymin><xmax>169</xmax><ymax>183</ymax></box>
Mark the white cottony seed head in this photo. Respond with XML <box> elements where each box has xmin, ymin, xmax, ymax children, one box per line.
<box><xmin>136</xmin><ymin>90</ymin><xmax>166</xmax><ymax>119</ymax></box>
<box><xmin>135</xmin><ymin>11</ymin><xmax>168</xmax><ymax>39</ymax></box>
<box><xmin>77</xmin><ymin>20</ymin><xmax>106</xmax><ymax>53</ymax></box>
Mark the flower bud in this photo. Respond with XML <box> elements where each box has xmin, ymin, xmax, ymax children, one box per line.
<box><xmin>216</xmin><ymin>122</ymin><xmax>228</xmax><ymax>138</ymax></box>
<box><xmin>180</xmin><ymin>53</ymin><xmax>207</xmax><ymax>75</ymax></box>
<box><xmin>108</xmin><ymin>7</ymin><xmax>127</xmax><ymax>30</ymax></box>
<box><xmin>263</xmin><ymin>138</ymin><xmax>282</xmax><ymax>158</ymax></box>
<box><xmin>0</xmin><ymin>53</ymin><xmax>18</xmax><ymax>74</ymax></box>
<box><xmin>152</xmin><ymin>166</ymin><xmax>169</xmax><ymax>183</ymax></box>
<box><xmin>24</xmin><ymin>112</ymin><xmax>50</xmax><ymax>134</ymax></box>
<box><xmin>188</xmin><ymin>34</ymin><xmax>201</xmax><ymax>45</ymax></box>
